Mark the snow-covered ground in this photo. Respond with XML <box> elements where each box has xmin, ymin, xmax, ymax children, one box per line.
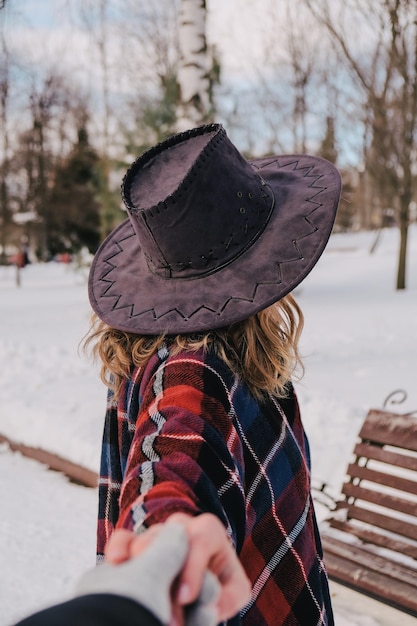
<box><xmin>1</xmin><ymin>226</ymin><xmax>416</xmax><ymax>626</ymax></box>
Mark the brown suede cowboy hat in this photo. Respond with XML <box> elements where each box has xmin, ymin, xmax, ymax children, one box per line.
<box><xmin>88</xmin><ymin>123</ymin><xmax>341</xmax><ymax>334</ymax></box>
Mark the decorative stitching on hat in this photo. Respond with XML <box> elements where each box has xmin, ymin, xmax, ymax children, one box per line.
<box><xmin>122</xmin><ymin>124</ymin><xmax>225</xmax><ymax>212</ymax></box>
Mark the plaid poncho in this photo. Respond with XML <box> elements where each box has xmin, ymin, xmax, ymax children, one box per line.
<box><xmin>97</xmin><ymin>344</ymin><xmax>334</xmax><ymax>625</ymax></box>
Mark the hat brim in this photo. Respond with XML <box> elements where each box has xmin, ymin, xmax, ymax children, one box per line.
<box><xmin>89</xmin><ymin>154</ymin><xmax>341</xmax><ymax>334</ymax></box>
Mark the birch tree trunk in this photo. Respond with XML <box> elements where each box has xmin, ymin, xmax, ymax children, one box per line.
<box><xmin>176</xmin><ymin>0</ymin><xmax>210</xmax><ymax>131</ymax></box>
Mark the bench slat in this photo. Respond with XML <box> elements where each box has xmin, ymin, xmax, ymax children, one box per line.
<box><xmin>321</xmin><ymin>534</ymin><xmax>417</xmax><ymax>616</ymax></box>
<box><xmin>353</xmin><ymin>441</ymin><xmax>417</xmax><ymax>472</ymax></box>
<box><xmin>328</xmin><ymin>518</ymin><xmax>417</xmax><ymax>559</ymax></box>
<box><xmin>341</xmin><ymin>482</ymin><xmax>417</xmax><ymax>516</ymax></box>
<box><xmin>322</xmin><ymin>533</ymin><xmax>417</xmax><ymax>584</ymax></box>
<box><xmin>345</xmin><ymin>504</ymin><xmax>417</xmax><ymax>541</ymax></box>
<box><xmin>359</xmin><ymin>410</ymin><xmax>417</xmax><ymax>452</ymax></box>
<box><xmin>346</xmin><ymin>463</ymin><xmax>417</xmax><ymax>496</ymax></box>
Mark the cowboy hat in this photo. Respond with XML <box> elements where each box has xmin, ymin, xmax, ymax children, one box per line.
<box><xmin>88</xmin><ymin>123</ymin><xmax>341</xmax><ymax>334</ymax></box>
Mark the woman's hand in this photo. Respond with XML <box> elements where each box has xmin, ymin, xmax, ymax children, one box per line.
<box><xmin>105</xmin><ymin>513</ymin><xmax>251</xmax><ymax>625</ymax></box>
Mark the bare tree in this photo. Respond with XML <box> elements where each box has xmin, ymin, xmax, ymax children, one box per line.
<box><xmin>13</xmin><ymin>72</ymin><xmax>90</xmax><ymax>259</ymax></box>
<box><xmin>119</xmin><ymin>0</ymin><xmax>180</xmax><ymax>147</ymax></box>
<box><xmin>283</xmin><ymin>1</ymin><xmax>317</xmax><ymax>153</ymax></box>
<box><xmin>27</xmin><ymin>75</ymin><xmax>63</xmax><ymax>258</ymax></box>
<box><xmin>225</xmin><ymin>0</ymin><xmax>333</xmax><ymax>158</ymax></box>
<box><xmin>73</xmin><ymin>0</ymin><xmax>112</xmax><ymax>233</ymax></box>
<box><xmin>0</xmin><ymin>7</ymin><xmax>10</xmax><ymax>263</ymax></box>
<box><xmin>122</xmin><ymin>0</ymin><xmax>180</xmax><ymax>89</ymax></box>
<box><xmin>116</xmin><ymin>0</ymin><xmax>218</xmax><ymax>143</ymax></box>
<box><xmin>306</xmin><ymin>0</ymin><xmax>417</xmax><ymax>289</ymax></box>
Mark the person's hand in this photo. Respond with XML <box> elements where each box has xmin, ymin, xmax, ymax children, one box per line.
<box><xmin>105</xmin><ymin>513</ymin><xmax>251</xmax><ymax>625</ymax></box>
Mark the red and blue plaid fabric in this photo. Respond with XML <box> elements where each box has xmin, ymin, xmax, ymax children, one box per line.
<box><xmin>97</xmin><ymin>344</ymin><xmax>334</xmax><ymax>625</ymax></box>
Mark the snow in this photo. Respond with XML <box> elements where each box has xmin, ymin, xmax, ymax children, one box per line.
<box><xmin>1</xmin><ymin>227</ymin><xmax>417</xmax><ymax>626</ymax></box>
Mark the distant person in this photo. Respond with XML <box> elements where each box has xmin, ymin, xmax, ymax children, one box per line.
<box><xmin>22</xmin><ymin>242</ymin><xmax>30</xmax><ymax>266</ymax></box>
<box><xmin>14</xmin><ymin>247</ymin><xmax>29</xmax><ymax>269</ymax></box>
<box><xmin>14</xmin><ymin>514</ymin><xmax>250</xmax><ymax>626</ymax></box>
<box><xmin>86</xmin><ymin>123</ymin><xmax>342</xmax><ymax>625</ymax></box>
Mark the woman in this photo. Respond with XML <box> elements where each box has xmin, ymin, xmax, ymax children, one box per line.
<box><xmin>87</xmin><ymin>123</ymin><xmax>341</xmax><ymax>625</ymax></box>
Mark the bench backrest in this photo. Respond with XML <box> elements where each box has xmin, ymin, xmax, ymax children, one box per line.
<box><xmin>331</xmin><ymin>409</ymin><xmax>417</xmax><ymax>559</ymax></box>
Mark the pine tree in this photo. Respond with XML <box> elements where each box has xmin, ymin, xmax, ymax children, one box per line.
<box><xmin>45</xmin><ymin>128</ymin><xmax>101</xmax><ymax>256</ymax></box>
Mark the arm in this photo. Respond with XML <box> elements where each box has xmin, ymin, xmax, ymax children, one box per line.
<box><xmin>14</xmin><ymin>595</ymin><xmax>162</xmax><ymax>626</ymax></box>
<box><xmin>117</xmin><ymin>356</ymin><xmax>246</xmax><ymax>550</ymax></box>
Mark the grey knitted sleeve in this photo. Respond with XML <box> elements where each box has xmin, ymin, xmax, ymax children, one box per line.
<box><xmin>75</xmin><ymin>524</ymin><xmax>188</xmax><ymax>625</ymax></box>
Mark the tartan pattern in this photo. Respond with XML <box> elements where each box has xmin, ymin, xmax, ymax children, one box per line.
<box><xmin>97</xmin><ymin>345</ymin><xmax>334</xmax><ymax>625</ymax></box>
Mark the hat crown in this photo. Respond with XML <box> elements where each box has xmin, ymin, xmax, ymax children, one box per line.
<box><xmin>122</xmin><ymin>124</ymin><xmax>275</xmax><ymax>279</ymax></box>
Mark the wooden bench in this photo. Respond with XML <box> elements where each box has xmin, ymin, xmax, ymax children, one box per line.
<box><xmin>319</xmin><ymin>406</ymin><xmax>417</xmax><ymax>617</ymax></box>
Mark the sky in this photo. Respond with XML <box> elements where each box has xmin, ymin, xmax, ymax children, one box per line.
<box><xmin>1</xmin><ymin>0</ymin><xmax>364</xmax><ymax>161</ymax></box>
<box><xmin>0</xmin><ymin>225</ymin><xmax>416</xmax><ymax>625</ymax></box>
<box><xmin>3</xmin><ymin>0</ymin><xmax>275</xmax><ymax>87</ymax></box>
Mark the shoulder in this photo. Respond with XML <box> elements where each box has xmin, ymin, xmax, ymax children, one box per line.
<box><xmin>136</xmin><ymin>347</ymin><xmax>239</xmax><ymax>436</ymax></box>
<box><xmin>119</xmin><ymin>344</ymin><xmax>235</xmax><ymax>408</ymax></box>
<box><xmin>154</xmin><ymin>347</ymin><xmax>235</xmax><ymax>406</ymax></box>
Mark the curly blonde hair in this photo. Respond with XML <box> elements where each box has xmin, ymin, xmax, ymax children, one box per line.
<box><xmin>84</xmin><ymin>294</ymin><xmax>304</xmax><ymax>401</ymax></box>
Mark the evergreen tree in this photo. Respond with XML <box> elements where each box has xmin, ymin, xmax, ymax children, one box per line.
<box><xmin>45</xmin><ymin>128</ymin><xmax>101</xmax><ymax>256</ymax></box>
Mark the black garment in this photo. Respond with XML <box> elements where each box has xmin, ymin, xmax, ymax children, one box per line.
<box><xmin>14</xmin><ymin>594</ymin><xmax>162</xmax><ymax>626</ymax></box>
